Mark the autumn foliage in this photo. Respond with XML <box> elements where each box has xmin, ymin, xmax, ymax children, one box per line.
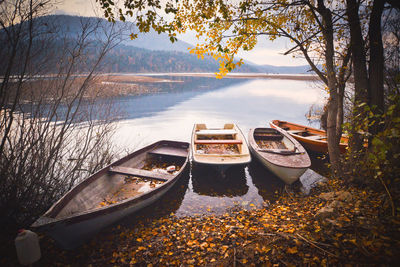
<box><xmin>2</xmin><ymin>176</ymin><xmax>398</xmax><ymax>266</ymax></box>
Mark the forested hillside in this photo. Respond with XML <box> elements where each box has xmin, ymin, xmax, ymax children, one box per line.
<box><xmin>0</xmin><ymin>15</ymin><xmax>261</xmax><ymax>74</ymax></box>
<box><xmin>1</xmin><ymin>15</ymin><xmax>312</xmax><ymax>74</ymax></box>
<box><xmin>101</xmin><ymin>45</ymin><xmax>260</xmax><ymax>73</ymax></box>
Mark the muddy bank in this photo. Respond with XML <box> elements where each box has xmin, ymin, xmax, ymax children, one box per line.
<box><xmin>93</xmin><ymin>73</ymin><xmax>319</xmax><ymax>98</ymax></box>
<box><xmin>15</xmin><ymin>73</ymin><xmax>319</xmax><ymax>102</ymax></box>
<box><xmin>11</xmin><ymin>74</ymin><xmax>179</xmax><ymax>103</ymax></box>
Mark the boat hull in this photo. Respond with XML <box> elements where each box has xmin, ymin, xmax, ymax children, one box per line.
<box><xmin>35</xmin><ymin>179</ymin><xmax>178</xmax><ymax>249</ymax></box>
<box><xmin>191</xmin><ymin>158</ymin><xmax>248</xmax><ymax>175</ymax></box>
<box><xmin>31</xmin><ymin>140</ymin><xmax>189</xmax><ymax>249</ymax></box>
<box><xmin>249</xmin><ymin>146</ymin><xmax>307</xmax><ymax>184</ymax></box>
<box><xmin>248</xmin><ymin>127</ymin><xmax>310</xmax><ymax>184</ymax></box>
<box><xmin>270</xmin><ymin>120</ymin><xmax>349</xmax><ymax>154</ymax></box>
<box><xmin>191</xmin><ymin>123</ymin><xmax>251</xmax><ymax>174</ymax></box>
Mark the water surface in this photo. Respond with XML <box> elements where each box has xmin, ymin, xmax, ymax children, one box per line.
<box><xmin>113</xmin><ymin>76</ymin><xmax>325</xmax><ymax>148</ymax></box>
<box><xmin>108</xmin><ymin>75</ymin><xmax>327</xmax><ymax>219</ymax></box>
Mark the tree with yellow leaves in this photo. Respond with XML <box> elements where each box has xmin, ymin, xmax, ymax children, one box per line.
<box><xmin>96</xmin><ymin>0</ymin><xmax>399</xmax><ymax>178</ymax></box>
<box><xmin>173</xmin><ymin>0</ymin><xmax>353</xmax><ymax>175</ymax></box>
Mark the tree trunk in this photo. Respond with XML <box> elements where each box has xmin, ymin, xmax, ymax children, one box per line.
<box><xmin>337</xmin><ymin>83</ymin><xmax>345</xmax><ymax>140</ymax></box>
<box><xmin>327</xmin><ymin>94</ymin><xmax>342</xmax><ymax>176</ymax></box>
<box><xmin>317</xmin><ymin>0</ymin><xmax>342</xmax><ymax>176</ymax></box>
<box><xmin>346</xmin><ymin>0</ymin><xmax>370</xmax><ymax>152</ymax></box>
<box><xmin>368</xmin><ymin>0</ymin><xmax>385</xmax><ymax>136</ymax></box>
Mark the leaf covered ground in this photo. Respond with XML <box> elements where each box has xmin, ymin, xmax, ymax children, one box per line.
<box><xmin>3</xmin><ymin>177</ymin><xmax>400</xmax><ymax>266</ymax></box>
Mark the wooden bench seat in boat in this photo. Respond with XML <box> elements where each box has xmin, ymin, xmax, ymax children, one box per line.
<box><xmin>196</xmin><ymin>129</ymin><xmax>237</xmax><ymax>136</ymax></box>
<box><xmin>257</xmin><ymin>148</ymin><xmax>301</xmax><ymax>155</ymax></box>
<box><xmin>305</xmin><ymin>135</ymin><xmax>325</xmax><ymax>140</ymax></box>
<box><xmin>148</xmin><ymin>146</ymin><xmax>188</xmax><ymax>158</ymax></box>
<box><xmin>254</xmin><ymin>134</ymin><xmax>283</xmax><ymax>140</ymax></box>
<box><xmin>109</xmin><ymin>166</ymin><xmax>174</xmax><ymax>181</ymax></box>
<box><xmin>194</xmin><ymin>139</ymin><xmax>242</xmax><ymax>145</ymax></box>
<box><xmin>287</xmin><ymin>130</ymin><xmax>307</xmax><ymax>134</ymax></box>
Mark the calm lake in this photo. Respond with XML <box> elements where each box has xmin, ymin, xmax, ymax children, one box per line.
<box><xmin>107</xmin><ymin>74</ymin><xmax>327</xmax><ymax>223</ymax></box>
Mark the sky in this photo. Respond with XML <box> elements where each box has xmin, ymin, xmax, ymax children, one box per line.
<box><xmin>55</xmin><ymin>0</ymin><xmax>308</xmax><ymax>66</ymax></box>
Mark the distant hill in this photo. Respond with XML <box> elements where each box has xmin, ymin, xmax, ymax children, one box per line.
<box><xmin>100</xmin><ymin>44</ymin><xmax>261</xmax><ymax>73</ymax></box>
<box><xmin>0</xmin><ymin>15</ymin><xmax>260</xmax><ymax>74</ymax></box>
<box><xmin>2</xmin><ymin>14</ymin><xmax>315</xmax><ymax>74</ymax></box>
<box><xmin>36</xmin><ymin>15</ymin><xmax>194</xmax><ymax>53</ymax></box>
<box><xmin>123</xmin><ymin>34</ymin><xmax>193</xmax><ymax>53</ymax></box>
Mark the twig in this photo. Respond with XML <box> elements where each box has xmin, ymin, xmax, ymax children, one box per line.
<box><xmin>296</xmin><ymin>233</ymin><xmax>338</xmax><ymax>258</ymax></box>
<box><xmin>257</xmin><ymin>232</ymin><xmax>278</xmax><ymax>236</ymax></box>
<box><xmin>378</xmin><ymin>176</ymin><xmax>395</xmax><ymax>216</ymax></box>
<box><xmin>285</xmin><ymin>185</ymin><xmax>295</xmax><ymax>200</ymax></box>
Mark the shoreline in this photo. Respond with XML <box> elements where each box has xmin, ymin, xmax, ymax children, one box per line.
<box><xmin>4</xmin><ymin>176</ymin><xmax>397</xmax><ymax>266</ymax></box>
<box><xmin>13</xmin><ymin>72</ymin><xmax>320</xmax><ymax>102</ymax></box>
<box><xmin>103</xmin><ymin>72</ymin><xmax>320</xmax><ymax>81</ymax></box>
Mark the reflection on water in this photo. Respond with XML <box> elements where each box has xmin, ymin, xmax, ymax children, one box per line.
<box><xmin>112</xmin><ymin>76</ymin><xmax>325</xmax><ymax>150</ymax></box>
<box><xmin>248</xmin><ymin>160</ymin><xmax>284</xmax><ymax>203</ymax></box>
<box><xmin>116</xmin><ymin>152</ymin><xmax>325</xmax><ymax>231</ymax></box>
<box><xmin>173</xmin><ymin>166</ymin><xmax>265</xmax><ymax>217</ymax></box>
<box><xmin>114</xmin><ymin>76</ymin><xmax>247</xmax><ymax>120</ymax></box>
<box><xmin>191</xmin><ymin>166</ymin><xmax>249</xmax><ymax>197</ymax></box>
<box><xmin>101</xmin><ymin>75</ymin><xmax>327</xmax><ymax>225</ymax></box>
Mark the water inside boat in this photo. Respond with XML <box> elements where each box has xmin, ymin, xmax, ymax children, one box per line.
<box><xmin>97</xmin><ymin>157</ymin><xmax>183</xmax><ymax>208</ymax></box>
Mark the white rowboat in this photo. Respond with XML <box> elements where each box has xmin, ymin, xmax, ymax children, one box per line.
<box><xmin>248</xmin><ymin>127</ymin><xmax>310</xmax><ymax>184</ymax></box>
<box><xmin>191</xmin><ymin>123</ymin><xmax>251</xmax><ymax>174</ymax></box>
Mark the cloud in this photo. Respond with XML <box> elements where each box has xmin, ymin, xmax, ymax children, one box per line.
<box><xmin>55</xmin><ymin>0</ymin><xmax>99</xmax><ymax>17</ymax></box>
<box><xmin>53</xmin><ymin>9</ymin><xmax>69</xmax><ymax>15</ymax></box>
<box><xmin>177</xmin><ymin>30</ymin><xmax>308</xmax><ymax>66</ymax></box>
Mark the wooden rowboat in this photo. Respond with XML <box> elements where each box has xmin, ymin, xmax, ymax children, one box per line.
<box><xmin>191</xmin><ymin>123</ymin><xmax>251</xmax><ymax>174</ymax></box>
<box><xmin>270</xmin><ymin>120</ymin><xmax>349</xmax><ymax>154</ymax></box>
<box><xmin>31</xmin><ymin>140</ymin><xmax>189</xmax><ymax>249</ymax></box>
<box><xmin>248</xmin><ymin>127</ymin><xmax>311</xmax><ymax>184</ymax></box>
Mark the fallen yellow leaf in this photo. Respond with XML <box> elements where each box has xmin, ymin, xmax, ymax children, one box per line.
<box><xmin>287</xmin><ymin>246</ymin><xmax>298</xmax><ymax>254</ymax></box>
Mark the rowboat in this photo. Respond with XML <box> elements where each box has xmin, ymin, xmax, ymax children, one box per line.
<box><xmin>248</xmin><ymin>127</ymin><xmax>311</xmax><ymax>184</ymax></box>
<box><xmin>31</xmin><ymin>140</ymin><xmax>189</xmax><ymax>249</ymax></box>
<box><xmin>191</xmin><ymin>123</ymin><xmax>251</xmax><ymax>174</ymax></box>
<box><xmin>270</xmin><ymin>120</ymin><xmax>349</xmax><ymax>154</ymax></box>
